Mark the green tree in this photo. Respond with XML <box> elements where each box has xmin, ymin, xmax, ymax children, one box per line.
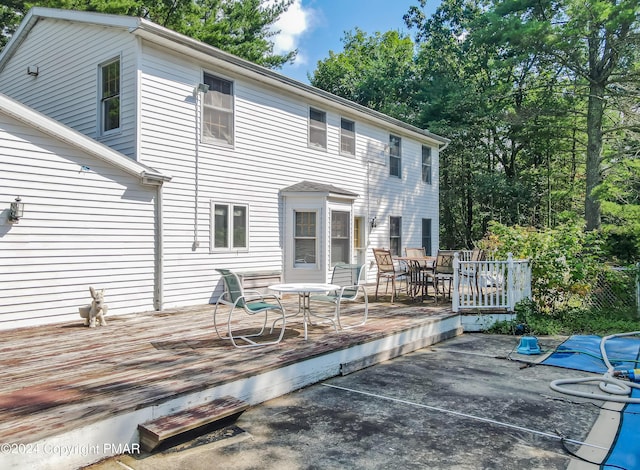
<box><xmin>405</xmin><ymin>0</ymin><xmax>585</xmax><ymax>246</ymax></box>
<box><xmin>0</xmin><ymin>1</ymin><xmax>25</xmax><ymax>49</ymax></box>
<box><xmin>0</xmin><ymin>0</ymin><xmax>295</xmax><ymax>68</ymax></box>
<box><xmin>481</xmin><ymin>0</ymin><xmax>640</xmax><ymax>231</ymax></box>
<box><xmin>310</xmin><ymin>29</ymin><xmax>417</xmax><ymax>121</ymax></box>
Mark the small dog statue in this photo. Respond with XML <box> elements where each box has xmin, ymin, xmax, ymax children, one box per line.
<box><xmin>79</xmin><ymin>287</ymin><xmax>108</xmax><ymax>327</ymax></box>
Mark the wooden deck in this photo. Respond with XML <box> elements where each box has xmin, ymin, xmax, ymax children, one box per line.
<box><xmin>0</xmin><ymin>290</ymin><xmax>459</xmax><ymax>468</ymax></box>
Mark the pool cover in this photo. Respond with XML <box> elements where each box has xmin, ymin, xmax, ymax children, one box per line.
<box><xmin>542</xmin><ymin>335</ymin><xmax>640</xmax><ymax>470</ymax></box>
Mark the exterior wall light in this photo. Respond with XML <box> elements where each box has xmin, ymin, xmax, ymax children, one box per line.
<box><xmin>193</xmin><ymin>83</ymin><xmax>209</xmax><ymax>96</ymax></box>
<box><xmin>9</xmin><ymin>197</ymin><xmax>24</xmax><ymax>222</ymax></box>
<box><xmin>370</xmin><ymin>216</ymin><xmax>377</xmax><ymax>229</ymax></box>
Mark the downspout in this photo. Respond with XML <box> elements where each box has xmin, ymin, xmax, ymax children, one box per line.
<box><xmin>192</xmin><ymin>83</ymin><xmax>209</xmax><ymax>251</ymax></box>
<box><xmin>141</xmin><ymin>173</ymin><xmax>169</xmax><ymax>311</ymax></box>
<box><xmin>193</xmin><ymin>89</ymin><xmax>200</xmax><ymax>250</ymax></box>
<box><xmin>154</xmin><ymin>184</ymin><xmax>164</xmax><ymax>311</ymax></box>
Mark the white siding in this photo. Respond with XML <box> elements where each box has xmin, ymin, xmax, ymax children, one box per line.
<box><xmin>0</xmin><ymin>113</ymin><xmax>156</xmax><ymax>329</ymax></box>
<box><xmin>0</xmin><ymin>18</ymin><xmax>138</xmax><ymax>158</ymax></box>
<box><xmin>138</xmin><ymin>44</ymin><xmax>440</xmax><ymax>302</ymax></box>
<box><xmin>1</xmin><ymin>15</ymin><xmax>442</xmax><ymax>325</ymax></box>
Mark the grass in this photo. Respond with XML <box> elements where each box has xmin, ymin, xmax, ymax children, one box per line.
<box><xmin>487</xmin><ymin>299</ymin><xmax>640</xmax><ymax>336</ymax></box>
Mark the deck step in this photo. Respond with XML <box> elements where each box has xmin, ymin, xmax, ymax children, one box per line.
<box><xmin>138</xmin><ymin>396</ymin><xmax>249</xmax><ymax>452</ymax></box>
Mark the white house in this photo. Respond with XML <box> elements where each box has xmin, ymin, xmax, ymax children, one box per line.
<box><xmin>0</xmin><ymin>8</ymin><xmax>448</xmax><ymax>330</ymax></box>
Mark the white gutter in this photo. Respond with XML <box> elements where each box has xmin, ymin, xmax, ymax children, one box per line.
<box><xmin>1</xmin><ymin>8</ymin><xmax>450</xmax><ymax>148</ymax></box>
<box><xmin>132</xmin><ymin>22</ymin><xmax>449</xmax><ymax>147</ymax></box>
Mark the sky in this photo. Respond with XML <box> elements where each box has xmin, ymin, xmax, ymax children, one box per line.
<box><xmin>271</xmin><ymin>0</ymin><xmax>440</xmax><ymax>84</ymax></box>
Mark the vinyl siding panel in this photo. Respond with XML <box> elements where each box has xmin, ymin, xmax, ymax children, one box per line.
<box><xmin>1</xmin><ymin>16</ymin><xmax>440</xmax><ymax>326</ymax></box>
<box><xmin>0</xmin><ymin>113</ymin><xmax>156</xmax><ymax>329</ymax></box>
<box><xmin>0</xmin><ymin>18</ymin><xmax>138</xmax><ymax>158</ymax></box>
<box><xmin>138</xmin><ymin>44</ymin><xmax>440</xmax><ymax>303</ymax></box>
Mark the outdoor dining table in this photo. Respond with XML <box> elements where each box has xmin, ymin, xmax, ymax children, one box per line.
<box><xmin>268</xmin><ymin>283</ymin><xmax>340</xmax><ymax>340</ymax></box>
<box><xmin>394</xmin><ymin>256</ymin><xmax>436</xmax><ymax>301</ymax></box>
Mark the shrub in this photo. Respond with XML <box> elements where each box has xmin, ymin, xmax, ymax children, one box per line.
<box><xmin>478</xmin><ymin>222</ymin><xmax>605</xmax><ymax>313</ymax></box>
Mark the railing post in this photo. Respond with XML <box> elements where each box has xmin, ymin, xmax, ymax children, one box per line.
<box><xmin>526</xmin><ymin>259</ymin><xmax>532</xmax><ymax>300</ymax></box>
<box><xmin>506</xmin><ymin>253</ymin><xmax>514</xmax><ymax>311</ymax></box>
<box><xmin>452</xmin><ymin>252</ymin><xmax>460</xmax><ymax>312</ymax></box>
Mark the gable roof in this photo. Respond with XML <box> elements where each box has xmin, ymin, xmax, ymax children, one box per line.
<box><xmin>0</xmin><ymin>7</ymin><xmax>450</xmax><ymax>149</ymax></box>
<box><xmin>0</xmin><ymin>92</ymin><xmax>170</xmax><ymax>184</ymax></box>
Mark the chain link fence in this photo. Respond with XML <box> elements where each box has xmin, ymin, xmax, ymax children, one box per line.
<box><xmin>584</xmin><ymin>264</ymin><xmax>640</xmax><ymax>316</ymax></box>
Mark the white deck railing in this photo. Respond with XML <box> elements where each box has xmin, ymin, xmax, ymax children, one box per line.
<box><xmin>452</xmin><ymin>252</ymin><xmax>531</xmax><ymax>312</ymax></box>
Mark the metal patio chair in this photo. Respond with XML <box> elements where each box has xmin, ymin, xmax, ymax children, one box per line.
<box><xmin>429</xmin><ymin>250</ymin><xmax>455</xmax><ymax>302</ymax></box>
<box><xmin>405</xmin><ymin>247</ymin><xmax>427</xmax><ymax>259</ymax></box>
<box><xmin>372</xmin><ymin>248</ymin><xmax>407</xmax><ymax>302</ymax></box>
<box><xmin>310</xmin><ymin>264</ymin><xmax>369</xmax><ymax>330</ymax></box>
<box><xmin>213</xmin><ymin>268</ymin><xmax>286</xmax><ymax>348</ymax></box>
<box><xmin>404</xmin><ymin>247</ymin><xmax>434</xmax><ymax>301</ymax></box>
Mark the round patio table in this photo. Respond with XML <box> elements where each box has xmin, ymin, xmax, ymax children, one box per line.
<box><xmin>268</xmin><ymin>283</ymin><xmax>340</xmax><ymax>340</ymax></box>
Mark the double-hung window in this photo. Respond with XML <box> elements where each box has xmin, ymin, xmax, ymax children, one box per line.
<box><xmin>294</xmin><ymin>211</ymin><xmax>317</xmax><ymax>266</ymax></box>
<box><xmin>212</xmin><ymin>203</ymin><xmax>248</xmax><ymax>251</ymax></box>
<box><xmin>309</xmin><ymin>108</ymin><xmax>327</xmax><ymax>149</ymax></box>
<box><xmin>389</xmin><ymin>216</ymin><xmax>402</xmax><ymax>256</ymax></box>
<box><xmin>422</xmin><ymin>146</ymin><xmax>432</xmax><ymax>184</ymax></box>
<box><xmin>389</xmin><ymin>135</ymin><xmax>401</xmax><ymax>177</ymax></box>
<box><xmin>331</xmin><ymin>211</ymin><xmax>350</xmax><ymax>265</ymax></box>
<box><xmin>100</xmin><ymin>58</ymin><xmax>120</xmax><ymax>134</ymax></box>
<box><xmin>422</xmin><ymin>219</ymin><xmax>432</xmax><ymax>256</ymax></box>
<box><xmin>203</xmin><ymin>73</ymin><xmax>234</xmax><ymax>145</ymax></box>
<box><xmin>340</xmin><ymin>118</ymin><xmax>355</xmax><ymax>155</ymax></box>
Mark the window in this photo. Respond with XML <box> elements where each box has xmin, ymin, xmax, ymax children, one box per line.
<box><xmin>203</xmin><ymin>73</ymin><xmax>234</xmax><ymax>145</ymax></box>
<box><xmin>100</xmin><ymin>58</ymin><xmax>120</xmax><ymax>133</ymax></box>
<box><xmin>212</xmin><ymin>203</ymin><xmax>248</xmax><ymax>250</ymax></box>
<box><xmin>354</xmin><ymin>217</ymin><xmax>364</xmax><ymax>253</ymax></box>
<box><xmin>389</xmin><ymin>135</ymin><xmax>401</xmax><ymax>177</ymax></box>
<box><xmin>331</xmin><ymin>211</ymin><xmax>350</xmax><ymax>265</ymax></box>
<box><xmin>340</xmin><ymin>118</ymin><xmax>355</xmax><ymax>155</ymax></box>
<box><xmin>422</xmin><ymin>146</ymin><xmax>432</xmax><ymax>184</ymax></box>
<box><xmin>390</xmin><ymin>216</ymin><xmax>402</xmax><ymax>256</ymax></box>
<box><xmin>422</xmin><ymin>219</ymin><xmax>432</xmax><ymax>256</ymax></box>
<box><xmin>309</xmin><ymin>108</ymin><xmax>327</xmax><ymax>149</ymax></box>
<box><xmin>294</xmin><ymin>211</ymin><xmax>317</xmax><ymax>265</ymax></box>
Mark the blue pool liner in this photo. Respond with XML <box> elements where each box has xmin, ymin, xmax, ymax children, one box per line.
<box><xmin>541</xmin><ymin>335</ymin><xmax>640</xmax><ymax>470</ymax></box>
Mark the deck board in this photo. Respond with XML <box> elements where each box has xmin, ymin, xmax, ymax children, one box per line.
<box><xmin>0</xmin><ymin>292</ymin><xmax>455</xmax><ymax>444</ymax></box>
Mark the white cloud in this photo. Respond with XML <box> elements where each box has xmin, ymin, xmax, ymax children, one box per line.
<box><xmin>271</xmin><ymin>0</ymin><xmax>314</xmax><ymax>63</ymax></box>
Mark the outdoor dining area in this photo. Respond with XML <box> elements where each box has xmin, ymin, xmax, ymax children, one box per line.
<box><xmin>211</xmin><ymin>246</ymin><xmax>530</xmax><ymax>349</ymax></box>
<box><xmin>372</xmin><ymin>247</ymin><xmax>469</xmax><ymax>304</ymax></box>
<box><xmin>372</xmin><ymin>247</ymin><xmax>531</xmax><ymax>313</ymax></box>
<box><xmin>213</xmin><ymin>265</ymin><xmax>369</xmax><ymax>348</ymax></box>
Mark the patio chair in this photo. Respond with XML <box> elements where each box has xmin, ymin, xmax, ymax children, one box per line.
<box><xmin>459</xmin><ymin>249</ymin><xmax>486</xmax><ymax>295</ymax></box>
<box><xmin>310</xmin><ymin>264</ymin><xmax>369</xmax><ymax>329</ymax></box>
<box><xmin>429</xmin><ymin>250</ymin><xmax>455</xmax><ymax>302</ymax></box>
<box><xmin>404</xmin><ymin>247</ymin><xmax>433</xmax><ymax>301</ymax></box>
<box><xmin>372</xmin><ymin>248</ymin><xmax>407</xmax><ymax>302</ymax></box>
<box><xmin>405</xmin><ymin>247</ymin><xmax>426</xmax><ymax>258</ymax></box>
<box><xmin>213</xmin><ymin>268</ymin><xmax>286</xmax><ymax>348</ymax></box>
